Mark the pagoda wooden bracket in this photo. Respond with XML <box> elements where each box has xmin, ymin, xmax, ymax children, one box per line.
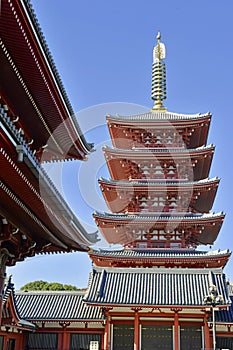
<box><xmin>149</xmin><ymin>307</ymin><xmax>163</xmax><ymax>313</ymax></box>
<box><xmin>59</xmin><ymin>322</ymin><xmax>71</xmax><ymax>329</ymax></box>
<box><xmin>102</xmin><ymin>307</ymin><xmax>113</xmax><ymax>314</ymax></box>
<box><xmin>170</xmin><ymin>307</ymin><xmax>183</xmax><ymax>313</ymax></box>
<box><xmin>131</xmin><ymin>307</ymin><xmax>142</xmax><ymax>312</ymax></box>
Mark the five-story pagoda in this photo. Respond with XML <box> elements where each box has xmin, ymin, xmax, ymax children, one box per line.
<box><xmin>84</xmin><ymin>32</ymin><xmax>231</xmax><ymax>350</ymax></box>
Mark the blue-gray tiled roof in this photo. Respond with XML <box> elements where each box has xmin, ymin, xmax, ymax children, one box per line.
<box><xmin>84</xmin><ymin>267</ymin><xmax>230</xmax><ymax>307</ymax></box>
<box><xmin>15</xmin><ymin>290</ymin><xmax>102</xmax><ymax>321</ymax></box>
<box><xmin>216</xmin><ymin>296</ymin><xmax>233</xmax><ymax>323</ymax></box>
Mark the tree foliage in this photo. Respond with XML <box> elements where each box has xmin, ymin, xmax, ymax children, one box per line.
<box><xmin>20</xmin><ymin>280</ymin><xmax>80</xmax><ymax>291</ymax></box>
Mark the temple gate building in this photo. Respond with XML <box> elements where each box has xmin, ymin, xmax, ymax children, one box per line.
<box><xmin>0</xmin><ymin>1</ymin><xmax>233</xmax><ymax>349</ymax></box>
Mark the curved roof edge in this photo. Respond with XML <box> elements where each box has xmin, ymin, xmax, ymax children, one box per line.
<box><xmin>98</xmin><ymin>176</ymin><xmax>220</xmax><ymax>187</ymax></box>
<box><xmin>103</xmin><ymin>144</ymin><xmax>215</xmax><ymax>154</ymax></box>
<box><xmin>93</xmin><ymin>211</ymin><xmax>225</xmax><ymax>221</ymax></box>
<box><xmin>89</xmin><ymin>248</ymin><xmax>231</xmax><ymax>259</ymax></box>
<box><xmin>106</xmin><ymin>111</ymin><xmax>212</xmax><ymax>122</ymax></box>
<box><xmin>3</xmin><ymin>276</ymin><xmax>35</xmax><ymax>330</ymax></box>
<box><xmin>21</xmin><ymin>0</ymin><xmax>93</xmax><ymax>155</ymax></box>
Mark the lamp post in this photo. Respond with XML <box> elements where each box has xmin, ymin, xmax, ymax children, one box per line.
<box><xmin>203</xmin><ymin>285</ymin><xmax>223</xmax><ymax>350</ymax></box>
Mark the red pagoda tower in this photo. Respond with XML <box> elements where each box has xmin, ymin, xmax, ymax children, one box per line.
<box><xmin>84</xmin><ymin>32</ymin><xmax>232</xmax><ymax>350</ymax></box>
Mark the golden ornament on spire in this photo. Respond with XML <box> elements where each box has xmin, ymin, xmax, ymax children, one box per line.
<box><xmin>151</xmin><ymin>31</ymin><xmax>167</xmax><ymax>111</ymax></box>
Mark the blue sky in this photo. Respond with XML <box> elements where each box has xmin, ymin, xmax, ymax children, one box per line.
<box><xmin>7</xmin><ymin>0</ymin><xmax>233</xmax><ymax>289</ymax></box>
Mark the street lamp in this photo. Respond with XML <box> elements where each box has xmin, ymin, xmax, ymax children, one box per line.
<box><xmin>203</xmin><ymin>285</ymin><xmax>224</xmax><ymax>350</ymax></box>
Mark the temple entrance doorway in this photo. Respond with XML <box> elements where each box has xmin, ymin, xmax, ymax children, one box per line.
<box><xmin>112</xmin><ymin>324</ymin><xmax>134</xmax><ymax>350</ymax></box>
<box><xmin>141</xmin><ymin>325</ymin><xmax>173</xmax><ymax>350</ymax></box>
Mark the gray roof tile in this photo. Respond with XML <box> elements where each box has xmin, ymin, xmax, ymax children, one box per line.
<box><xmin>15</xmin><ymin>291</ymin><xmax>102</xmax><ymax>321</ymax></box>
<box><xmin>84</xmin><ymin>267</ymin><xmax>230</xmax><ymax>307</ymax></box>
<box><xmin>93</xmin><ymin>212</ymin><xmax>224</xmax><ymax>221</ymax></box>
<box><xmin>103</xmin><ymin>144</ymin><xmax>215</xmax><ymax>154</ymax></box>
<box><xmin>216</xmin><ymin>296</ymin><xmax>233</xmax><ymax>323</ymax></box>
<box><xmin>90</xmin><ymin>248</ymin><xmax>231</xmax><ymax>259</ymax></box>
<box><xmin>106</xmin><ymin>111</ymin><xmax>211</xmax><ymax>121</ymax></box>
<box><xmin>99</xmin><ymin>176</ymin><xmax>219</xmax><ymax>187</ymax></box>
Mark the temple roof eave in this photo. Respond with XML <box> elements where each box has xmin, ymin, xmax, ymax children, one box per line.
<box><xmin>21</xmin><ymin>0</ymin><xmax>94</xmax><ymax>156</ymax></box>
<box><xmin>103</xmin><ymin>144</ymin><xmax>215</xmax><ymax>154</ymax></box>
<box><xmin>93</xmin><ymin>212</ymin><xmax>224</xmax><ymax>245</ymax></box>
<box><xmin>89</xmin><ymin>249</ymin><xmax>231</xmax><ymax>269</ymax></box>
<box><xmin>106</xmin><ymin>111</ymin><xmax>211</xmax><ymax>123</ymax></box>
<box><xmin>104</xmin><ymin>144</ymin><xmax>214</xmax><ymax>182</ymax></box>
<box><xmin>93</xmin><ymin>211</ymin><xmax>225</xmax><ymax>223</ymax></box>
<box><xmin>0</xmin><ymin>0</ymin><xmax>93</xmax><ymax>161</ymax></box>
<box><xmin>4</xmin><ymin>150</ymin><xmax>98</xmax><ymax>247</ymax></box>
<box><xmin>99</xmin><ymin>177</ymin><xmax>219</xmax><ymax>214</ymax></box>
<box><xmin>0</xmin><ymin>122</ymin><xmax>98</xmax><ymax>245</ymax></box>
<box><xmin>98</xmin><ymin>176</ymin><xmax>220</xmax><ymax>189</ymax></box>
<box><xmin>89</xmin><ymin>248</ymin><xmax>231</xmax><ymax>260</ymax></box>
<box><xmin>0</xmin><ymin>134</ymin><xmax>98</xmax><ymax>260</ymax></box>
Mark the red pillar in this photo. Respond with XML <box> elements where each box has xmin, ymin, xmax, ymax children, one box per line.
<box><xmin>204</xmin><ymin>314</ymin><xmax>211</xmax><ymax>350</ymax></box>
<box><xmin>57</xmin><ymin>332</ymin><xmax>63</xmax><ymax>350</ymax></box>
<box><xmin>18</xmin><ymin>332</ymin><xmax>26</xmax><ymax>350</ymax></box>
<box><xmin>103</xmin><ymin>311</ymin><xmax>110</xmax><ymax>350</ymax></box>
<box><xmin>3</xmin><ymin>336</ymin><xmax>8</xmax><ymax>350</ymax></box>
<box><xmin>134</xmin><ymin>310</ymin><xmax>140</xmax><ymax>350</ymax></box>
<box><xmin>20</xmin><ymin>331</ymin><xmax>28</xmax><ymax>350</ymax></box>
<box><xmin>174</xmin><ymin>311</ymin><xmax>179</xmax><ymax>350</ymax></box>
<box><xmin>61</xmin><ymin>327</ymin><xmax>70</xmax><ymax>350</ymax></box>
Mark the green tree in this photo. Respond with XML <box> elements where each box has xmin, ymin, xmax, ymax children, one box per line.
<box><xmin>20</xmin><ymin>280</ymin><xmax>79</xmax><ymax>291</ymax></box>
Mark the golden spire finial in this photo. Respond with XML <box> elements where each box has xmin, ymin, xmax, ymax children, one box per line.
<box><xmin>157</xmin><ymin>30</ymin><xmax>161</xmax><ymax>41</ymax></box>
<box><xmin>151</xmin><ymin>30</ymin><xmax>167</xmax><ymax>111</ymax></box>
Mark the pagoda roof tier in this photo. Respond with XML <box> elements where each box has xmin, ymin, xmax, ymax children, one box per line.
<box><xmin>84</xmin><ymin>266</ymin><xmax>230</xmax><ymax>307</ymax></box>
<box><xmin>0</xmin><ymin>132</ymin><xmax>98</xmax><ymax>265</ymax></box>
<box><xmin>98</xmin><ymin>177</ymin><xmax>219</xmax><ymax>214</ymax></box>
<box><xmin>103</xmin><ymin>145</ymin><xmax>214</xmax><ymax>181</ymax></box>
<box><xmin>89</xmin><ymin>248</ymin><xmax>231</xmax><ymax>269</ymax></box>
<box><xmin>106</xmin><ymin>112</ymin><xmax>211</xmax><ymax>149</ymax></box>
<box><xmin>107</xmin><ymin>111</ymin><xmax>211</xmax><ymax>122</ymax></box>
<box><xmin>93</xmin><ymin>212</ymin><xmax>224</xmax><ymax>246</ymax></box>
<box><xmin>0</xmin><ymin>0</ymin><xmax>93</xmax><ymax>162</ymax></box>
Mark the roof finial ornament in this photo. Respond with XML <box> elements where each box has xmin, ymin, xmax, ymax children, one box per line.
<box><xmin>151</xmin><ymin>30</ymin><xmax>167</xmax><ymax>111</ymax></box>
<box><xmin>157</xmin><ymin>30</ymin><xmax>161</xmax><ymax>40</ymax></box>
